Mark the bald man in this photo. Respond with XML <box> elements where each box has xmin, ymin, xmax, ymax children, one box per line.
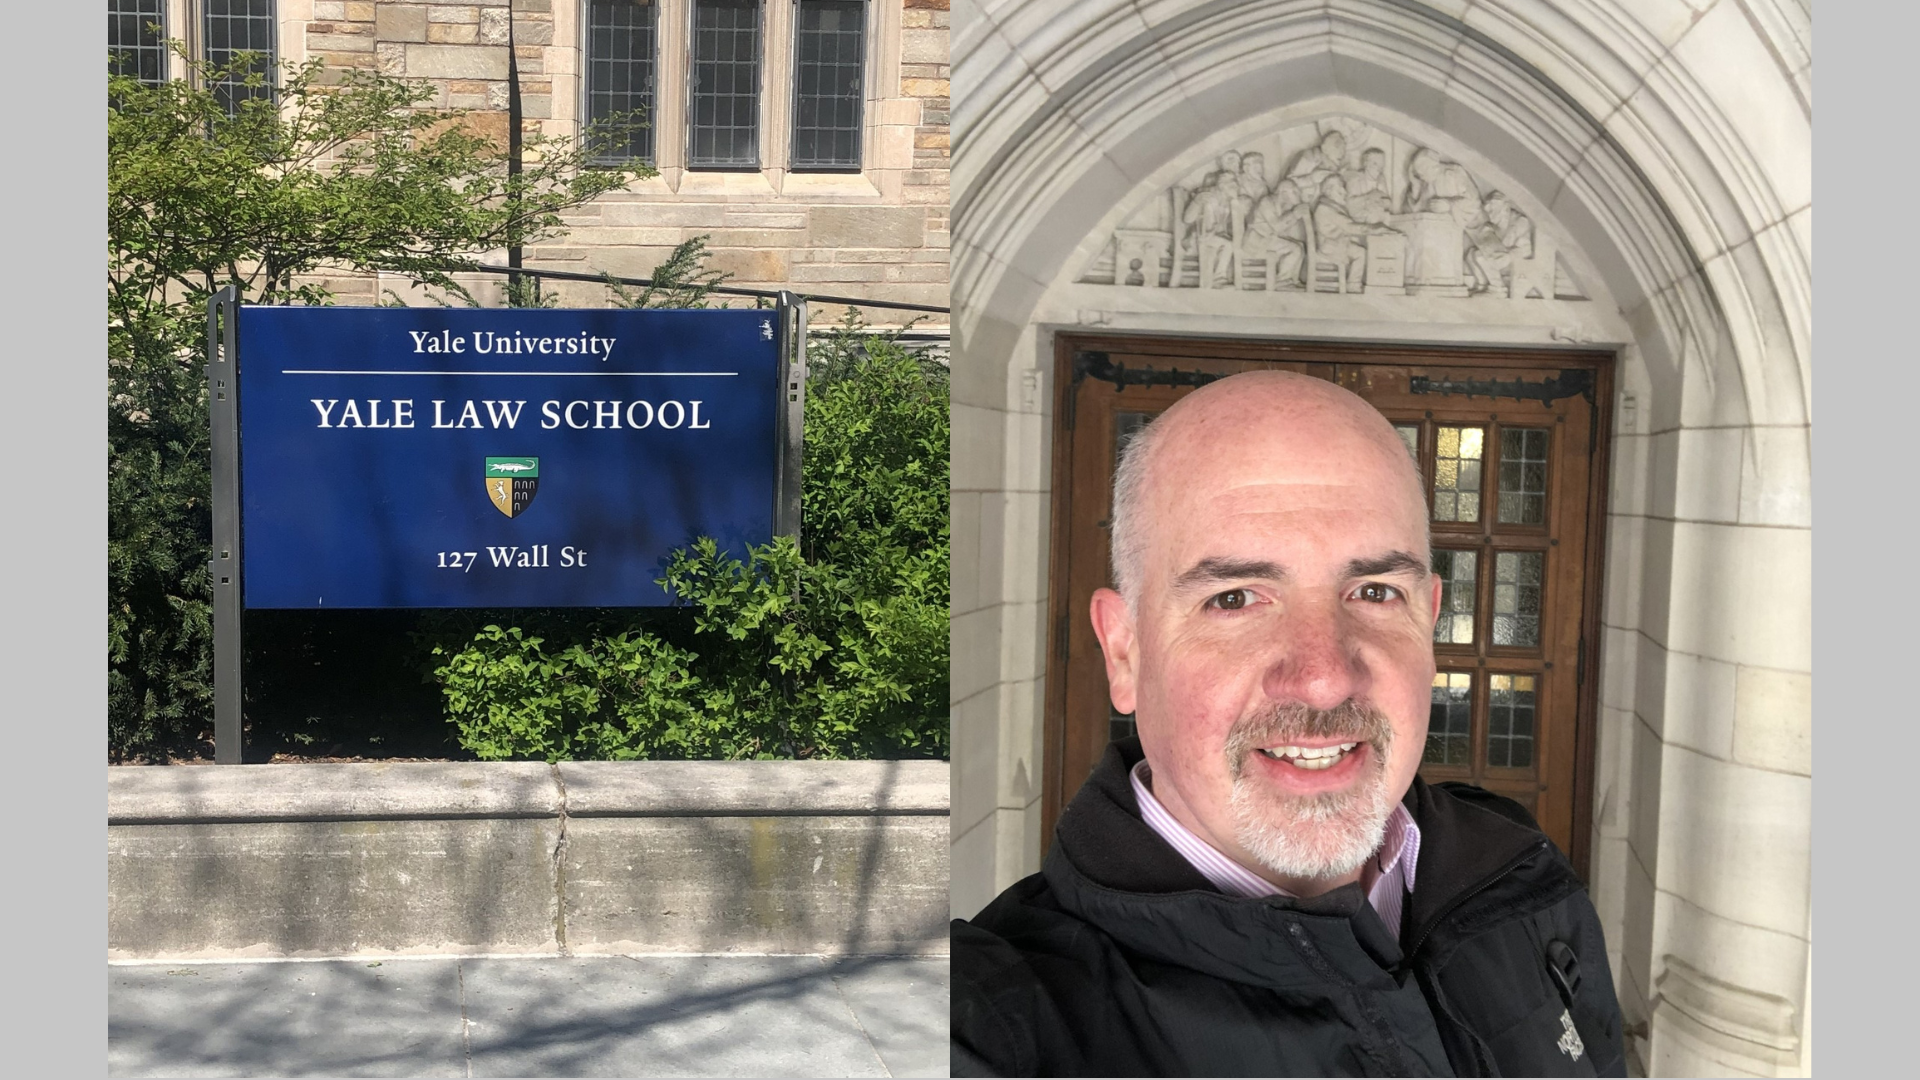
<box><xmin>952</xmin><ymin>372</ymin><xmax>1624</xmax><ymax>1077</ymax></box>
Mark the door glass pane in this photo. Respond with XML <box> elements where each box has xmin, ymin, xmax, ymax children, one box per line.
<box><xmin>1492</xmin><ymin>551</ymin><xmax>1543</xmax><ymax>646</ymax></box>
<box><xmin>1498</xmin><ymin>427</ymin><xmax>1550</xmax><ymax>524</ymax></box>
<box><xmin>1394</xmin><ymin>423</ymin><xmax>1420</xmax><ymax>462</ymax></box>
<box><xmin>1487</xmin><ymin>674</ymin><xmax>1536</xmax><ymax>767</ymax></box>
<box><xmin>1432</xmin><ymin>426</ymin><xmax>1484</xmax><ymax>522</ymax></box>
<box><xmin>1431</xmin><ymin>549</ymin><xmax>1477</xmax><ymax>644</ymax></box>
<box><xmin>1113</xmin><ymin>411</ymin><xmax>1156</xmax><ymax>465</ymax></box>
<box><xmin>1425</xmin><ymin>672</ymin><xmax>1473</xmax><ymax>765</ymax></box>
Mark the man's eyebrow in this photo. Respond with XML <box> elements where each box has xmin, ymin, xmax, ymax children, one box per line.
<box><xmin>1170</xmin><ymin>557</ymin><xmax>1288</xmax><ymax>592</ymax></box>
<box><xmin>1345</xmin><ymin>551</ymin><xmax>1430</xmax><ymax>578</ymax></box>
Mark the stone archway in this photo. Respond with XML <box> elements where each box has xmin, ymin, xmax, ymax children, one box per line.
<box><xmin>949</xmin><ymin>2</ymin><xmax>1811</xmax><ymax>1076</ymax></box>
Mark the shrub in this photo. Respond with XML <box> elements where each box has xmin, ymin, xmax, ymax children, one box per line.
<box><xmin>429</xmin><ymin>328</ymin><xmax>950</xmax><ymax>760</ymax></box>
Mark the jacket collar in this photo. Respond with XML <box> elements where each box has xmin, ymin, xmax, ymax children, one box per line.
<box><xmin>1397</xmin><ymin>762</ymin><xmax>1553</xmax><ymax>948</ymax></box>
<box><xmin>1046</xmin><ymin>739</ymin><xmax>1549</xmax><ymax>971</ymax></box>
<box><xmin>1044</xmin><ymin>739</ymin><xmax>1396</xmax><ymax>988</ymax></box>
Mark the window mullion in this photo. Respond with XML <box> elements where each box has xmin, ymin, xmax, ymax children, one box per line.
<box><xmin>762</xmin><ymin>0</ymin><xmax>794</xmax><ymax>179</ymax></box>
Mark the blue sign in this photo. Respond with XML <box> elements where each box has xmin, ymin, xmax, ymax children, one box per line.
<box><xmin>236</xmin><ymin>307</ymin><xmax>782</xmax><ymax>608</ymax></box>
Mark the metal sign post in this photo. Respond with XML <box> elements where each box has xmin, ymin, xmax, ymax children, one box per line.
<box><xmin>207</xmin><ymin>286</ymin><xmax>244</xmax><ymax>764</ymax></box>
<box><xmin>774</xmin><ymin>291</ymin><xmax>807</xmax><ymax>542</ymax></box>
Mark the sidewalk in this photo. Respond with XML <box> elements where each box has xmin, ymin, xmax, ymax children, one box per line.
<box><xmin>108</xmin><ymin>954</ymin><xmax>949</xmax><ymax>1078</ymax></box>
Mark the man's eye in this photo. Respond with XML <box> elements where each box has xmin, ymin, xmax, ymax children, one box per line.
<box><xmin>1352</xmin><ymin>582</ymin><xmax>1402</xmax><ymax>603</ymax></box>
<box><xmin>1208</xmin><ymin>589</ymin><xmax>1254</xmax><ymax>611</ymax></box>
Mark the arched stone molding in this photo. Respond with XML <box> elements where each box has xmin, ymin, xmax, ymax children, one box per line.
<box><xmin>950</xmin><ymin>2</ymin><xmax>1811</xmax><ymax>1076</ymax></box>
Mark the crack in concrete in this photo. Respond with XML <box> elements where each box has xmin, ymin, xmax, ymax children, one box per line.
<box><xmin>823</xmin><ymin>955</ymin><xmax>896</xmax><ymax>1078</ymax></box>
<box><xmin>549</xmin><ymin>763</ymin><xmax>571</xmax><ymax>956</ymax></box>
<box><xmin>457</xmin><ymin>960</ymin><xmax>474</xmax><ymax>1078</ymax></box>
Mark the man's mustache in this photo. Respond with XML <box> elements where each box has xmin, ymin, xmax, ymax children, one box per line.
<box><xmin>1224</xmin><ymin>700</ymin><xmax>1395</xmax><ymax>778</ymax></box>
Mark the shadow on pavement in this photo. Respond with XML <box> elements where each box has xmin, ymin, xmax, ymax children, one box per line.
<box><xmin>108</xmin><ymin>954</ymin><xmax>950</xmax><ymax>1078</ymax></box>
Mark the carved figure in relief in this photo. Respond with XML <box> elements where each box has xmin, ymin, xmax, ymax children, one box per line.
<box><xmin>1312</xmin><ymin>175</ymin><xmax>1400</xmax><ymax>291</ymax></box>
<box><xmin>1403</xmin><ymin>148</ymin><xmax>1486</xmax><ymax>233</ymax></box>
<box><xmin>1181</xmin><ymin>162</ymin><xmax>1243</xmax><ymax>288</ymax></box>
<box><xmin>1239</xmin><ymin>152</ymin><xmax>1271</xmax><ymax>202</ymax></box>
<box><xmin>1342</xmin><ymin>148</ymin><xmax>1393</xmax><ymax>225</ymax></box>
<box><xmin>1088</xmin><ymin>127</ymin><xmax>1573</xmax><ymax>300</ymax></box>
<box><xmin>1467</xmin><ymin>191</ymin><xmax>1535</xmax><ymax>295</ymax></box>
<box><xmin>1201</xmin><ymin>150</ymin><xmax>1244</xmax><ymax>194</ymax></box>
<box><xmin>1243</xmin><ymin>178</ymin><xmax>1310</xmax><ymax>290</ymax></box>
<box><xmin>1233</xmin><ymin>152</ymin><xmax>1271</xmax><ymax>255</ymax></box>
<box><xmin>1286</xmin><ymin>130</ymin><xmax>1349</xmax><ymax>201</ymax></box>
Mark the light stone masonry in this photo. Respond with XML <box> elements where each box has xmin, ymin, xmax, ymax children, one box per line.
<box><xmin>284</xmin><ymin>0</ymin><xmax>948</xmax><ymax>327</ymax></box>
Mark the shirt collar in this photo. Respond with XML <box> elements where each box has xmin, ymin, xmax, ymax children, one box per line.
<box><xmin>1128</xmin><ymin>758</ymin><xmax>1420</xmax><ymax>899</ymax></box>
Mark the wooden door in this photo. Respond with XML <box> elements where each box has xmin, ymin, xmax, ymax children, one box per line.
<box><xmin>1043</xmin><ymin>335</ymin><xmax>1613</xmax><ymax>875</ymax></box>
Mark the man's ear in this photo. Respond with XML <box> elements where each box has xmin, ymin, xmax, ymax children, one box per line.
<box><xmin>1429</xmin><ymin>573</ymin><xmax>1444</xmax><ymax>631</ymax></box>
<box><xmin>1089</xmin><ymin>587</ymin><xmax>1140</xmax><ymax>715</ymax></box>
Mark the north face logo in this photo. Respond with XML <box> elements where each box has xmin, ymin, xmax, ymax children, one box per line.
<box><xmin>1557</xmin><ymin>1009</ymin><xmax>1585</xmax><ymax>1060</ymax></box>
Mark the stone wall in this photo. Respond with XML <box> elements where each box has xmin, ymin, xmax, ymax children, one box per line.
<box><xmin>109</xmin><ymin>760</ymin><xmax>950</xmax><ymax>959</ymax></box>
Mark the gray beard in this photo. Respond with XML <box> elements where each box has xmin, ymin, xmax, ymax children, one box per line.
<box><xmin>1224</xmin><ymin>700</ymin><xmax>1398</xmax><ymax>883</ymax></box>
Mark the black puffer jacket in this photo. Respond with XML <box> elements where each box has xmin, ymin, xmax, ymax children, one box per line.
<box><xmin>952</xmin><ymin>740</ymin><xmax>1624</xmax><ymax>1077</ymax></box>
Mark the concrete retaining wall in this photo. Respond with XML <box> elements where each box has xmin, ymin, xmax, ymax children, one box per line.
<box><xmin>108</xmin><ymin>760</ymin><xmax>949</xmax><ymax>961</ymax></box>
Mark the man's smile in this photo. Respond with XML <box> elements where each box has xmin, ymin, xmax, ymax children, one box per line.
<box><xmin>1255</xmin><ymin>740</ymin><xmax>1360</xmax><ymax>770</ymax></box>
<box><xmin>1243</xmin><ymin>739</ymin><xmax>1377</xmax><ymax>793</ymax></box>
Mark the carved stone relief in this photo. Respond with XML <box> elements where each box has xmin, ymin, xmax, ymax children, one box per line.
<box><xmin>1080</xmin><ymin>119</ymin><xmax>1586</xmax><ymax>300</ymax></box>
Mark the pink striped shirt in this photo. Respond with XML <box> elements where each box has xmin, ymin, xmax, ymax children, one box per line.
<box><xmin>1130</xmin><ymin>760</ymin><xmax>1422</xmax><ymax>938</ymax></box>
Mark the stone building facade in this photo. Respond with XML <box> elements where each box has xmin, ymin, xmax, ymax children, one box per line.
<box><xmin>114</xmin><ymin>1</ymin><xmax>950</xmax><ymax>324</ymax></box>
<box><xmin>949</xmin><ymin>1</ymin><xmax>1810</xmax><ymax>1077</ymax></box>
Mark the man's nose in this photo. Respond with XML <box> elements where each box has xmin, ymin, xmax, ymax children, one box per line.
<box><xmin>1261</xmin><ymin>599</ymin><xmax>1366</xmax><ymax>711</ymax></box>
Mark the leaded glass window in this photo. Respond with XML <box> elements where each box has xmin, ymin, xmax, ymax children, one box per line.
<box><xmin>1487</xmin><ymin>674</ymin><xmax>1536</xmax><ymax>767</ymax></box>
<box><xmin>204</xmin><ymin>0</ymin><xmax>276</xmax><ymax>115</ymax></box>
<box><xmin>1432</xmin><ymin>425</ymin><xmax>1484</xmax><ymax>522</ymax></box>
<box><xmin>1492</xmin><ymin>551</ymin><xmax>1543</xmax><ymax>646</ymax></box>
<box><xmin>1426</xmin><ymin>672</ymin><xmax>1473</xmax><ymax>765</ymax></box>
<box><xmin>1432</xmin><ymin>549</ymin><xmax>1477</xmax><ymax>645</ymax></box>
<box><xmin>1394</xmin><ymin>422</ymin><xmax>1420</xmax><ymax>462</ymax></box>
<box><xmin>1498</xmin><ymin>427</ymin><xmax>1550</xmax><ymax>525</ymax></box>
<box><xmin>109</xmin><ymin>0</ymin><xmax>166</xmax><ymax>86</ymax></box>
<box><xmin>586</xmin><ymin>1</ymin><xmax>657</xmax><ymax>164</ymax></box>
<box><xmin>689</xmin><ymin>0</ymin><xmax>762</xmax><ymax>168</ymax></box>
<box><xmin>792</xmin><ymin>0</ymin><xmax>866</xmax><ymax>170</ymax></box>
<box><xmin>1113</xmin><ymin>411</ymin><xmax>1155</xmax><ymax>464</ymax></box>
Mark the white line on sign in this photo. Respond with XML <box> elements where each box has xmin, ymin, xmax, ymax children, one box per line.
<box><xmin>280</xmin><ymin>370</ymin><xmax>741</xmax><ymax>377</ymax></box>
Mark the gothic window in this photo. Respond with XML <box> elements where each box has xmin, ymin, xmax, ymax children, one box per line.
<box><xmin>688</xmin><ymin>0</ymin><xmax>763</xmax><ymax>168</ymax></box>
<box><xmin>791</xmin><ymin>0</ymin><xmax>866</xmax><ymax>170</ymax></box>
<box><xmin>205</xmin><ymin>0</ymin><xmax>278</xmax><ymax>114</ymax></box>
<box><xmin>108</xmin><ymin>0</ymin><xmax>166</xmax><ymax>86</ymax></box>
<box><xmin>586</xmin><ymin>1</ymin><xmax>659</xmax><ymax>164</ymax></box>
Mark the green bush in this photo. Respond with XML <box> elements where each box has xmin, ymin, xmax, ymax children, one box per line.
<box><xmin>429</xmin><ymin>329</ymin><xmax>950</xmax><ymax>760</ymax></box>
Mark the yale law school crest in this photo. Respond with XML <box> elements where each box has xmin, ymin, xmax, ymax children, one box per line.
<box><xmin>485</xmin><ymin>457</ymin><xmax>539</xmax><ymax>518</ymax></box>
